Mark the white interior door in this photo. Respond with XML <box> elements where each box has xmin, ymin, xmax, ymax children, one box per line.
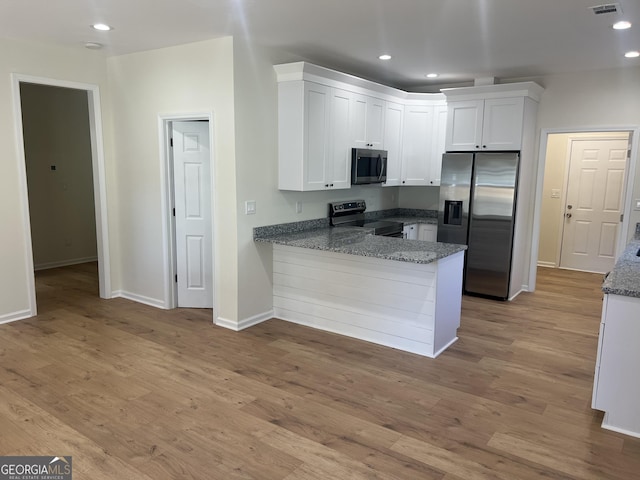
<box><xmin>560</xmin><ymin>137</ymin><xmax>629</xmax><ymax>273</ymax></box>
<box><xmin>172</xmin><ymin>121</ymin><xmax>213</xmax><ymax>308</ymax></box>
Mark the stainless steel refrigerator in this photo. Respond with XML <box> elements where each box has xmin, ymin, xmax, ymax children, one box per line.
<box><xmin>437</xmin><ymin>152</ymin><xmax>519</xmax><ymax>300</ymax></box>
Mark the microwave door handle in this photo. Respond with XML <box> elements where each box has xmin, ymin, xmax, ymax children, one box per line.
<box><xmin>376</xmin><ymin>154</ymin><xmax>382</xmax><ymax>180</ymax></box>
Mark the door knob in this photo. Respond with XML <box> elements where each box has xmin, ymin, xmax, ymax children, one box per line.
<box><xmin>567</xmin><ymin>204</ymin><xmax>573</xmax><ymax>210</ymax></box>
<box><xmin>566</xmin><ymin>213</ymin><xmax>572</xmax><ymax>218</ymax></box>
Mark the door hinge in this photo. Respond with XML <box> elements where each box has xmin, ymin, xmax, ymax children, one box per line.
<box><xmin>620</xmin><ymin>213</ymin><xmax>624</xmax><ymax>222</ymax></box>
<box><xmin>170</xmin><ymin>138</ymin><xmax>174</xmax><ymax>147</ymax></box>
<box><xmin>175</xmin><ymin>274</ymin><xmax>178</xmax><ymax>283</ymax></box>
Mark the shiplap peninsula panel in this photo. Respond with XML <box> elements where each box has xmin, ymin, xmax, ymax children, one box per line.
<box><xmin>272</xmin><ymin>244</ymin><xmax>463</xmax><ymax>357</ymax></box>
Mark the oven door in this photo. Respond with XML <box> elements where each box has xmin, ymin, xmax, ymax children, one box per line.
<box><xmin>379</xmin><ymin>231</ymin><xmax>403</xmax><ymax>238</ymax></box>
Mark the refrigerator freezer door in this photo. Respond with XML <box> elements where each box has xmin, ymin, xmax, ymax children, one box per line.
<box><xmin>437</xmin><ymin>153</ymin><xmax>474</xmax><ymax>245</ymax></box>
<box><xmin>465</xmin><ymin>152</ymin><xmax>519</xmax><ymax>299</ymax></box>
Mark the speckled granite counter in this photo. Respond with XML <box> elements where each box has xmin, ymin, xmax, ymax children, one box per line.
<box><xmin>602</xmin><ymin>224</ymin><xmax>640</xmax><ymax>298</ymax></box>
<box><xmin>254</xmin><ymin>226</ymin><xmax>465</xmax><ymax>264</ymax></box>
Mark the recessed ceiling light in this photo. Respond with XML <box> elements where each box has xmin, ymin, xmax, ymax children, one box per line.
<box><xmin>378</xmin><ymin>54</ymin><xmax>392</xmax><ymax>61</ymax></box>
<box><xmin>85</xmin><ymin>42</ymin><xmax>103</xmax><ymax>50</ymax></box>
<box><xmin>613</xmin><ymin>20</ymin><xmax>632</xmax><ymax>30</ymax></box>
<box><xmin>91</xmin><ymin>23</ymin><xmax>112</xmax><ymax>31</ymax></box>
<box><xmin>624</xmin><ymin>50</ymin><xmax>640</xmax><ymax>58</ymax></box>
<box><xmin>426</xmin><ymin>73</ymin><xmax>439</xmax><ymax>78</ymax></box>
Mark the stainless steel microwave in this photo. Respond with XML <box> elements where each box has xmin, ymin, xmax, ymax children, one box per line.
<box><xmin>351</xmin><ymin>148</ymin><xmax>387</xmax><ymax>185</ymax></box>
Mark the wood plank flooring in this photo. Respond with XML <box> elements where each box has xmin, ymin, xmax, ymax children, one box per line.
<box><xmin>1</xmin><ymin>263</ymin><xmax>639</xmax><ymax>479</ymax></box>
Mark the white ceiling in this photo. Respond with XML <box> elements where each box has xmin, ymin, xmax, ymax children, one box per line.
<box><xmin>2</xmin><ymin>0</ymin><xmax>639</xmax><ymax>90</ymax></box>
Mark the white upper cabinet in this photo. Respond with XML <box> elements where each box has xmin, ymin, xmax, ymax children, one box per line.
<box><xmin>400</xmin><ymin>104</ymin><xmax>434</xmax><ymax>186</ymax></box>
<box><xmin>481</xmin><ymin>97</ymin><xmax>525</xmax><ymax>150</ymax></box>
<box><xmin>275</xmin><ymin>62</ymin><xmax>499</xmax><ymax>192</ymax></box>
<box><xmin>443</xmin><ymin>83</ymin><xmax>543</xmax><ymax>152</ymax></box>
<box><xmin>445</xmin><ymin>100</ymin><xmax>484</xmax><ymax>151</ymax></box>
<box><xmin>329</xmin><ymin>88</ymin><xmax>353</xmax><ymax>189</ymax></box>
<box><xmin>445</xmin><ymin>97</ymin><xmax>524</xmax><ymax>151</ymax></box>
<box><xmin>351</xmin><ymin>94</ymin><xmax>385</xmax><ymax>149</ymax></box>
<box><xmin>277</xmin><ymin>81</ymin><xmax>350</xmax><ymax>191</ymax></box>
<box><xmin>430</xmin><ymin>104</ymin><xmax>448</xmax><ymax>186</ymax></box>
<box><xmin>382</xmin><ymin>101</ymin><xmax>404</xmax><ymax>186</ymax></box>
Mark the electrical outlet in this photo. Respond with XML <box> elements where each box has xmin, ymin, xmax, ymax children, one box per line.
<box><xmin>296</xmin><ymin>201</ymin><xmax>303</xmax><ymax>213</ymax></box>
<box><xmin>245</xmin><ymin>200</ymin><xmax>256</xmax><ymax>215</ymax></box>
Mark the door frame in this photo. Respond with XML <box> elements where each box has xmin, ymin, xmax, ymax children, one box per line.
<box><xmin>158</xmin><ymin>113</ymin><xmax>216</xmax><ymax>311</ymax></box>
<box><xmin>11</xmin><ymin>73</ymin><xmax>112</xmax><ymax>316</ymax></box>
<box><xmin>530</xmin><ymin>126</ymin><xmax>639</xmax><ymax>290</ymax></box>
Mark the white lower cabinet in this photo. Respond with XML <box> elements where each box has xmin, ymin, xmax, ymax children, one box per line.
<box><xmin>592</xmin><ymin>294</ymin><xmax>640</xmax><ymax>438</ymax></box>
<box><xmin>402</xmin><ymin>224</ymin><xmax>418</xmax><ymax>240</ymax></box>
<box><xmin>403</xmin><ymin>223</ymin><xmax>437</xmax><ymax>241</ymax></box>
<box><xmin>418</xmin><ymin>224</ymin><xmax>437</xmax><ymax>242</ymax></box>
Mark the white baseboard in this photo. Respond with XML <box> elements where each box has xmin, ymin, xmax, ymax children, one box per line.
<box><xmin>216</xmin><ymin>310</ymin><xmax>273</xmax><ymax>331</ymax></box>
<box><xmin>601</xmin><ymin>414</ymin><xmax>640</xmax><ymax>439</ymax></box>
<box><xmin>537</xmin><ymin>261</ymin><xmax>557</xmax><ymax>268</ymax></box>
<box><xmin>34</xmin><ymin>256</ymin><xmax>98</xmax><ymax>271</ymax></box>
<box><xmin>112</xmin><ymin>290</ymin><xmax>167</xmax><ymax>309</ymax></box>
<box><xmin>0</xmin><ymin>309</ymin><xmax>34</xmax><ymax>325</ymax></box>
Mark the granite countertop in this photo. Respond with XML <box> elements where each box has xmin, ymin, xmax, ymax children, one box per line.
<box><xmin>602</xmin><ymin>227</ymin><xmax>640</xmax><ymax>298</ymax></box>
<box><xmin>254</xmin><ymin>226</ymin><xmax>465</xmax><ymax>264</ymax></box>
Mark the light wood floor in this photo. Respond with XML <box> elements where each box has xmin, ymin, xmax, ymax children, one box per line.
<box><xmin>1</xmin><ymin>263</ymin><xmax>639</xmax><ymax>479</ymax></box>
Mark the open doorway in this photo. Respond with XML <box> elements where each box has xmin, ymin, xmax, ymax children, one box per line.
<box><xmin>12</xmin><ymin>74</ymin><xmax>111</xmax><ymax>317</ymax></box>
<box><xmin>159</xmin><ymin>115</ymin><xmax>215</xmax><ymax>311</ymax></box>
<box><xmin>537</xmin><ymin>131</ymin><xmax>632</xmax><ymax>274</ymax></box>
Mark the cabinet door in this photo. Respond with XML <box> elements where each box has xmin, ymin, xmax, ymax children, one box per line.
<box><xmin>418</xmin><ymin>224</ymin><xmax>437</xmax><ymax>242</ymax></box>
<box><xmin>303</xmin><ymin>82</ymin><xmax>332</xmax><ymax>190</ymax></box>
<box><xmin>329</xmin><ymin>88</ymin><xmax>353</xmax><ymax>189</ymax></box>
<box><xmin>382</xmin><ymin>101</ymin><xmax>404</xmax><ymax>186</ymax></box>
<box><xmin>445</xmin><ymin>100</ymin><xmax>484</xmax><ymax>151</ymax></box>
<box><xmin>366</xmin><ymin>97</ymin><xmax>385</xmax><ymax>149</ymax></box>
<box><xmin>352</xmin><ymin>94</ymin><xmax>385</xmax><ymax>149</ymax></box>
<box><xmin>401</xmin><ymin>105</ymin><xmax>433</xmax><ymax>186</ymax></box>
<box><xmin>430</xmin><ymin>104</ymin><xmax>448</xmax><ymax>185</ymax></box>
<box><xmin>481</xmin><ymin>97</ymin><xmax>524</xmax><ymax>150</ymax></box>
<box><xmin>403</xmin><ymin>224</ymin><xmax>418</xmax><ymax>240</ymax></box>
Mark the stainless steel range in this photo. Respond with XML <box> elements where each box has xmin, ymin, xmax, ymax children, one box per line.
<box><xmin>329</xmin><ymin>200</ymin><xmax>404</xmax><ymax>237</ymax></box>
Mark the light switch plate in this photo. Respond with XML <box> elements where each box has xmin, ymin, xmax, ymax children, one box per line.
<box><xmin>551</xmin><ymin>189</ymin><xmax>561</xmax><ymax>199</ymax></box>
<box><xmin>245</xmin><ymin>200</ymin><xmax>256</xmax><ymax>215</ymax></box>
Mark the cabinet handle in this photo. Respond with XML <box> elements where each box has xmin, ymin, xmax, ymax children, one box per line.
<box><xmin>482</xmin><ymin>145</ymin><xmax>487</xmax><ymax>149</ymax></box>
<box><xmin>325</xmin><ymin>184</ymin><xmax>329</xmax><ymax>187</ymax></box>
<box><xmin>330</xmin><ymin>183</ymin><xmax>334</xmax><ymax>187</ymax></box>
<box><xmin>475</xmin><ymin>145</ymin><xmax>480</xmax><ymax>149</ymax></box>
<box><xmin>402</xmin><ymin>180</ymin><xmax>405</xmax><ymax>184</ymax></box>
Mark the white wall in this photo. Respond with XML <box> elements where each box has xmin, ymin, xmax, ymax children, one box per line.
<box><xmin>106</xmin><ymin>38</ymin><xmax>238</xmax><ymax>317</ymax></box>
<box><xmin>21</xmin><ymin>83</ymin><xmax>98</xmax><ymax>270</ymax></box>
<box><xmin>398</xmin><ymin>186</ymin><xmax>440</xmax><ymax>210</ymax></box>
<box><xmin>0</xmin><ymin>38</ymin><xmax>111</xmax><ymax>323</ymax></box>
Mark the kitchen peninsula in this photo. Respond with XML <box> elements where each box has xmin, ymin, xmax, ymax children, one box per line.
<box><xmin>254</xmin><ymin>219</ymin><xmax>466</xmax><ymax>358</ymax></box>
<box><xmin>592</xmin><ymin>224</ymin><xmax>640</xmax><ymax>438</ymax></box>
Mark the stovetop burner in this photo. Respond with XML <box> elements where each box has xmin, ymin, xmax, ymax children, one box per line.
<box><xmin>329</xmin><ymin>200</ymin><xmax>403</xmax><ymax>237</ymax></box>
